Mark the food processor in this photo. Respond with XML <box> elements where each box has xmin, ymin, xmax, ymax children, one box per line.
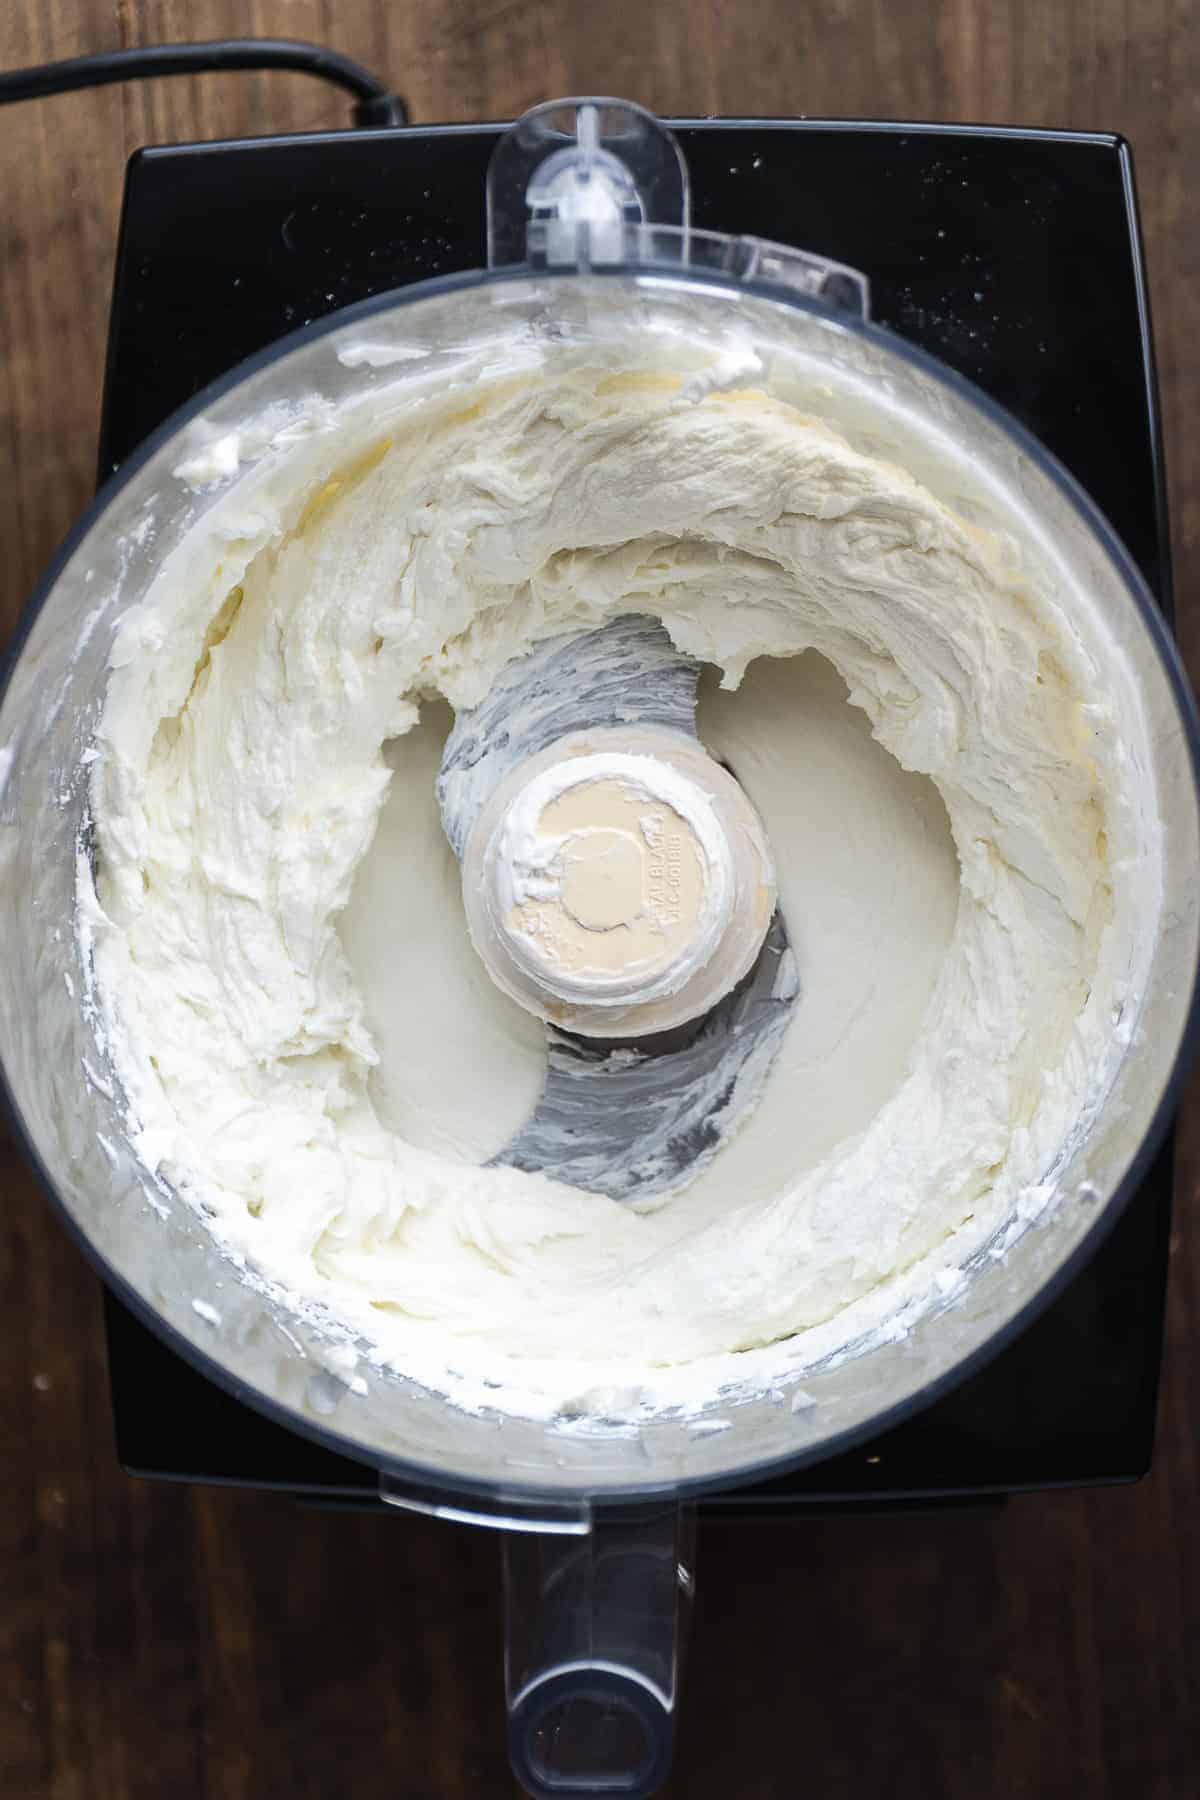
<box><xmin>2</xmin><ymin>96</ymin><xmax>1199</xmax><ymax>1799</ymax></box>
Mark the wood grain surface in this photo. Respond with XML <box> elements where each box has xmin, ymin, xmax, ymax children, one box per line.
<box><xmin>2</xmin><ymin>3</ymin><xmax>1198</xmax><ymax>1796</ymax></box>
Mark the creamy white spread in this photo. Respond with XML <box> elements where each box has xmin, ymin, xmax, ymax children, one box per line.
<box><xmin>88</xmin><ymin>345</ymin><xmax>1121</xmax><ymax>1419</ymax></box>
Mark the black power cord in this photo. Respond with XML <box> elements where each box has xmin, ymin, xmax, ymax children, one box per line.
<box><xmin>0</xmin><ymin>37</ymin><xmax>407</xmax><ymax>128</ymax></box>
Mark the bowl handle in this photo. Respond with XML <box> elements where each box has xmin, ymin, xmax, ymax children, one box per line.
<box><xmin>502</xmin><ymin>1502</ymin><xmax>696</xmax><ymax>1799</ymax></box>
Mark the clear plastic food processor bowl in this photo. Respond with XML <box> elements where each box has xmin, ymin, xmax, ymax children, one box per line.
<box><xmin>1</xmin><ymin>101</ymin><xmax>1197</xmax><ymax>1798</ymax></box>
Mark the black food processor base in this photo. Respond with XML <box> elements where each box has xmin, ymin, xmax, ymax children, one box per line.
<box><xmin>101</xmin><ymin>119</ymin><xmax>1173</xmax><ymax>1510</ymax></box>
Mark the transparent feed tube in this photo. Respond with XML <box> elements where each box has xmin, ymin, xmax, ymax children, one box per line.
<box><xmin>503</xmin><ymin>1506</ymin><xmax>695</xmax><ymax>1799</ymax></box>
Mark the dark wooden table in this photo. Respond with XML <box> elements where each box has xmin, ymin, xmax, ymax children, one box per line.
<box><xmin>2</xmin><ymin>4</ymin><xmax>1198</xmax><ymax>1795</ymax></box>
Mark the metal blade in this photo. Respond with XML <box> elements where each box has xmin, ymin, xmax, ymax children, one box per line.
<box><xmin>494</xmin><ymin>908</ymin><xmax>796</xmax><ymax>1200</ymax></box>
<box><xmin>436</xmin><ymin>615</ymin><xmax>700</xmax><ymax>857</ymax></box>
<box><xmin>437</xmin><ymin>616</ymin><xmax>799</xmax><ymax>1200</ymax></box>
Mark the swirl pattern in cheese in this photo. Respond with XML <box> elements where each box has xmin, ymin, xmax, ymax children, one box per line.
<box><xmin>89</xmin><ymin>351</ymin><xmax>1118</xmax><ymax>1417</ymax></box>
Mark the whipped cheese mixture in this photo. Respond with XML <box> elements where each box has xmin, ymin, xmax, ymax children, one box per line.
<box><xmin>88</xmin><ymin>340</ymin><xmax>1121</xmax><ymax>1416</ymax></box>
